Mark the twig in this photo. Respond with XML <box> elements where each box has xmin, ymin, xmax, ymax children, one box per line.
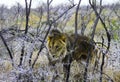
<box><xmin>25</xmin><ymin>0</ymin><xmax>32</xmax><ymax>34</ymax></box>
<box><xmin>19</xmin><ymin>42</ymin><xmax>25</xmax><ymax>66</ymax></box>
<box><xmin>0</xmin><ymin>32</ymin><xmax>14</xmax><ymax>66</ymax></box>
<box><xmin>75</xmin><ymin>0</ymin><xmax>81</xmax><ymax>36</ymax></box>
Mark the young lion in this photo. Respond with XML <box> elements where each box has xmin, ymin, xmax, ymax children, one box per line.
<box><xmin>46</xmin><ymin>29</ymin><xmax>112</xmax><ymax>81</ymax></box>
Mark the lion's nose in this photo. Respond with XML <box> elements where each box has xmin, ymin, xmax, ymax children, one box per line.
<box><xmin>53</xmin><ymin>54</ymin><xmax>55</xmax><ymax>58</ymax></box>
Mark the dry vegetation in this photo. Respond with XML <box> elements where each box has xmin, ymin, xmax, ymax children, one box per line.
<box><xmin>0</xmin><ymin>0</ymin><xmax>120</xmax><ymax>82</ymax></box>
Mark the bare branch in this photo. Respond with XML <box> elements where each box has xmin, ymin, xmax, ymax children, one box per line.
<box><xmin>75</xmin><ymin>0</ymin><xmax>81</xmax><ymax>36</ymax></box>
<box><xmin>25</xmin><ymin>0</ymin><xmax>32</xmax><ymax>34</ymax></box>
<box><xmin>0</xmin><ymin>32</ymin><xmax>14</xmax><ymax>66</ymax></box>
<box><xmin>49</xmin><ymin>0</ymin><xmax>53</xmax><ymax>4</ymax></box>
<box><xmin>19</xmin><ymin>43</ymin><xmax>25</xmax><ymax>66</ymax></box>
<box><xmin>19</xmin><ymin>0</ymin><xmax>32</xmax><ymax>67</ymax></box>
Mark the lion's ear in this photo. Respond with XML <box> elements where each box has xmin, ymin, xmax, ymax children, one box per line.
<box><xmin>47</xmin><ymin>36</ymin><xmax>52</xmax><ymax>41</ymax></box>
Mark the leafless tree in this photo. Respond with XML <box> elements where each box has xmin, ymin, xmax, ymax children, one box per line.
<box><xmin>19</xmin><ymin>0</ymin><xmax>32</xmax><ymax>66</ymax></box>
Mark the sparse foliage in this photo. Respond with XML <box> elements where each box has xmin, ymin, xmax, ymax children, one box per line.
<box><xmin>0</xmin><ymin>0</ymin><xmax>120</xmax><ymax>82</ymax></box>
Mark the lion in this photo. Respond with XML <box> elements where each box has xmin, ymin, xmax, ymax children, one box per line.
<box><xmin>47</xmin><ymin>29</ymin><xmax>95</xmax><ymax>64</ymax></box>
<box><xmin>46</xmin><ymin>29</ymin><xmax>119</xmax><ymax>82</ymax></box>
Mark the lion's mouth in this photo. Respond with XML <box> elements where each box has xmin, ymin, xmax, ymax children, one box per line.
<box><xmin>81</xmin><ymin>55</ymin><xmax>87</xmax><ymax>60</ymax></box>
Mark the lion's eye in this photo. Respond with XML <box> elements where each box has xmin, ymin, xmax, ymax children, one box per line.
<box><xmin>55</xmin><ymin>46</ymin><xmax>59</xmax><ymax>49</ymax></box>
<box><xmin>49</xmin><ymin>46</ymin><xmax>52</xmax><ymax>48</ymax></box>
